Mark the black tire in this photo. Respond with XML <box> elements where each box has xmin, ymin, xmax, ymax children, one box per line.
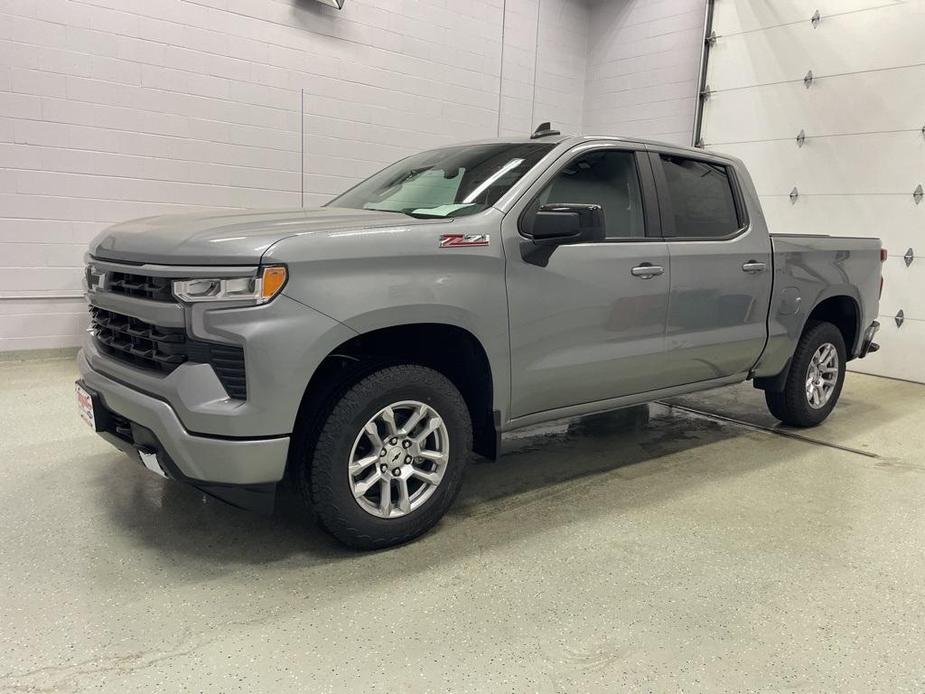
<box><xmin>299</xmin><ymin>364</ymin><xmax>472</xmax><ymax>550</ymax></box>
<box><xmin>765</xmin><ymin>320</ymin><xmax>847</xmax><ymax>427</ymax></box>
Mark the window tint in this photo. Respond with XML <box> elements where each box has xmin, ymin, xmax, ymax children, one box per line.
<box><xmin>660</xmin><ymin>155</ymin><xmax>740</xmax><ymax>238</ymax></box>
<box><xmin>538</xmin><ymin>150</ymin><xmax>645</xmax><ymax>239</ymax></box>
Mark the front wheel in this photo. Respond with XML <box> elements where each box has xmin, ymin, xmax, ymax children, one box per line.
<box><xmin>765</xmin><ymin>320</ymin><xmax>847</xmax><ymax>427</ymax></box>
<box><xmin>301</xmin><ymin>364</ymin><xmax>472</xmax><ymax>549</ymax></box>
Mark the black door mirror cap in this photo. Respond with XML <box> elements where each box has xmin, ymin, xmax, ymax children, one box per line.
<box><xmin>526</xmin><ymin>203</ymin><xmax>605</xmax><ymax>246</ymax></box>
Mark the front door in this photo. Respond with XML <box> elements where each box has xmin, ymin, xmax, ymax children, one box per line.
<box><xmin>504</xmin><ymin>144</ymin><xmax>672</xmax><ymax>419</ymax></box>
<box><xmin>650</xmin><ymin>152</ymin><xmax>773</xmax><ymax>384</ymax></box>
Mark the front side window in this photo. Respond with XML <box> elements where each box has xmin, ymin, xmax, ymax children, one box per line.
<box><xmin>329</xmin><ymin>143</ymin><xmax>555</xmax><ymax>219</ymax></box>
<box><xmin>535</xmin><ymin>149</ymin><xmax>645</xmax><ymax>239</ymax></box>
<box><xmin>660</xmin><ymin>155</ymin><xmax>741</xmax><ymax>238</ymax></box>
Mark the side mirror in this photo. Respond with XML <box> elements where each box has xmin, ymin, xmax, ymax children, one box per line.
<box><xmin>524</xmin><ymin>203</ymin><xmax>605</xmax><ymax>246</ymax></box>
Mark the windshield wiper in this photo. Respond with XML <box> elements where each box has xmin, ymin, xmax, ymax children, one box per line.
<box><xmin>365</xmin><ymin>207</ymin><xmax>443</xmax><ymax>220</ymax></box>
<box><xmin>401</xmin><ymin>211</ymin><xmax>446</xmax><ymax>219</ymax></box>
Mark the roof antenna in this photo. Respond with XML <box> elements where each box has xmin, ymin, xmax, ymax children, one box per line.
<box><xmin>531</xmin><ymin>122</ymin><xmax>560</xmax><ymax>139</ymax></box>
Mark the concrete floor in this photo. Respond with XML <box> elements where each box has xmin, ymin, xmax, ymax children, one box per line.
<box><xmin>1</xmin><ymin>358</ymin><xmax>924</xmax><ymax>693</ymax></box>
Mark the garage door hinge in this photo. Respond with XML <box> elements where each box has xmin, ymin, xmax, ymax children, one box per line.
<box><xmin>796</xmin><ymin>129</ymin><xmax>806</xmax><ymax>147</ymax></box>
<box><xmin>706</xmin><ymin>30</ymin><xmax>717</xmax><ymax>47</ymax></box>
<box><xmin>905</xmin><ymin>248</ymin><xmax>914</xmax><ymax>267</ymax></box>
<box><xmin>700</xmin><ymin>84</ymin><xmax>712</xmax><ymax>100</ymax></box>
<box><xmin>789</xmin><ymin>187</ymin><xmax>799</xmax><ymax>203</ymax></box>
<box><xmin>895</xmin><ymin>310</ymin><xmax>905</xmax><ymax>328</ymax></box>
<box><xmin>803</xmin><ymin>70</ymin><xmax>814</xmax><ymax>88</ymax></box>
<box><xmin>914</xmin><ymin>184</ymin><xmax>923</xmax><ymax>205</ymax></box>
<box><xmin>811</xmin><ymin>10</ymin><xmax>821</xmax><ymax>28</ymax></box>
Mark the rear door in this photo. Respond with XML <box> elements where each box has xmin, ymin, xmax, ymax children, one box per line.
<box><xmin>504</xmin><ymin>142</ymin><xmax>673</xmax><ymax>419</ymax></box>
<box><xmin>650</xmin><ymin>151</ymin><xmax>773</xmax><ymax>384</ymax></box>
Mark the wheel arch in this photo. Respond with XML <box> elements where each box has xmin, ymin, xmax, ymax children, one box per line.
<box><xmin>755</xmin><ymin>291</ymin><xmax>860</xmax><ymax>392</ymax></box>
<box><xmin>287</xmin><ymin>321</ymin><xmax>501</xmax><ymax>481</ymax></box>
<box><xmin>803</xmin><ymin>293</ymin><xmax>861</xmax><ymax>357</ymax></box>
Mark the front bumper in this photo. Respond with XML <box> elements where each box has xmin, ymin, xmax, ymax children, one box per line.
<box><xmin>78</xmin><ymin>351</ymin><xmax>289</xmax><ymax>512</ymax></box>
<box><xmin>82</xmin><ymin>273</ymin><xmax>357</xmax><ymax>438</ymax></box>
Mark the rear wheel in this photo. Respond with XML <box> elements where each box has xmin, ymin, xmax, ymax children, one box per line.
<box><xmin>765</xmin><ymin>320</ymin><xmax>846</xmax><ymax>427</ymax></box>
<box><xmin>300</xmin><ymin>364</ymin><xmax>471</xmax><ymax>549</ymax></box>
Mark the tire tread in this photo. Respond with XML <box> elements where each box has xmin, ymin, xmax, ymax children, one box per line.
<box><xmin>765</xmin><ymin>320</ymin><xmax>846</xmax><ymax>428</ymax></box>
<box><xmin>299</xmin><ymin>364</ymin><xmax>471</xmax><ymax>550</ymax></box>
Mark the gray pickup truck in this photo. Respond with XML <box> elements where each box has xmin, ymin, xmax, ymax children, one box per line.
<box><xmin>77</xmin><ymin>128</ymin><xmax>883</xmax><ymax>548</ymax></box>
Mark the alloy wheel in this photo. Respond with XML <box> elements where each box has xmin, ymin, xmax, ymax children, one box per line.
<box><xmin>805</xmin><ymin>342</ymin><xmax>839</xmax><ymax>409</ymax></box>
<box><xmin>347</xmin><ymin>401</ymin><xmax>449</xmax><ymax>518</ymax></box>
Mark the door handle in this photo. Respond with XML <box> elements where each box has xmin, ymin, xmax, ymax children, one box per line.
<box><xmin>631</xmin><ymin>263</ymin><xmax>664</xmax><ymax>279</ymax></box>
<box><xmin>742</xmin><ymin>260</ymin><xmax>767</xmax><ymax>273</ymax></box>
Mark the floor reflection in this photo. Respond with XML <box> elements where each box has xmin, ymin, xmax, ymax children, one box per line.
<box><xmin>99</xmin><ymin>402</ymin><xmax>742</xmax><ymax>567</ymax></box>
<box><xmin>455</xmin><ymin>403</ymin><xmax>735</xmax><ymax>513</ymax></box>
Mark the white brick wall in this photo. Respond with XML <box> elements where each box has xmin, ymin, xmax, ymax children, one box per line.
<box><xmin>583</xmin><ymin>0</ymin><xmax>706</xmax><ymax>145</ymax></box>
<box><xmin>1</xmin><ymin>0</ymin><xmax>701</xmax><ymax>351</ymax></box>
<box><xmin>498</xmin><ymin>0</ymin><xmax>590</xmax><ymax>138</ymax></box>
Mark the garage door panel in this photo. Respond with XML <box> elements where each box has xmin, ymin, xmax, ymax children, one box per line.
<box><xmin>703</xmin><ymin>0</ymin><xmax>925</xmax><ymax>383</ymax></box>
<box><xmin>879</xmin><ymin>258</ymin><xmax>924</xmax><ymax>320</ymax></box>
<box><xmin>759</xmin><ymin>195</ymin><xmax>919</xmax><ymax>250</ymax></box>
<box><xmin>850</xmin><ymin>316</ymin><xmax>925</xmax><ymax>383</ymax></box>
<box><xmin>712</xmin><ymin>1</ymin><xmax>901</xmax><ymax>35</ymax></box>
<box><xmin>718</xmin><ymin>132</ymin><xmax>924</xmax><ymax>196</ymax></box>
<box><xmin>701</xmin><ymin>64</ymin><xmax>925</xmax><ymax>144</ymax></box>
<box><xmin>707</xmin><ymin>4</ymin><xmax>924</xmax><ymax>91</ymax></box>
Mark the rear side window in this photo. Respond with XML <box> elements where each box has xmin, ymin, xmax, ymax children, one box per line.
<box><xmin>660</xmin><ymin>155</ymin><xmax>741</xmax><ymax>238</ymax></box>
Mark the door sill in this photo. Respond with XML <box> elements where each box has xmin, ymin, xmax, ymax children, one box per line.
<box><xmin>504</xmin><ymin>373</ymin><xmax>747</xmax><ymax>432</ymax></box>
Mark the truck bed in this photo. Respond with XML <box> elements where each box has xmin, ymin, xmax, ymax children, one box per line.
<box><xmin>754</xmin><ymin>233</ymin><xmax>882</xmax><ymax>378</ymax></box>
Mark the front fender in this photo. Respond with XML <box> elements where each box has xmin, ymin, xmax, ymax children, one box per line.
<box><xmin>264</xmin><ymin>211</ymin><xmax>511</xmax><ymax>419</ymax></box>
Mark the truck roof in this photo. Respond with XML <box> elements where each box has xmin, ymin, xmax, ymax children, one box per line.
<box><xmin>454</xmin><ymin>134</ymin><xmax>718</xmax><ymax>158</ymax></box>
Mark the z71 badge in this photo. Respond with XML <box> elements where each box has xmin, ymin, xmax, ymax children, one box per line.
<box><xmin>439</xmin><ymin>234</ymin><xmax>490</xmax><ymax>248</ymax></box>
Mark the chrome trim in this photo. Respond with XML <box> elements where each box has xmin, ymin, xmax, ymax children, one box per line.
<box><xmin>86</xmin><ymin>263</ymin><xmax>107</xmax><ymax>293</ymax></box>
<box><xmin>88</xmin><ymin>257</ymin><xmax>260</xmax><ymax>279</ymax></box>
<box><xmin>630</xmin><ymin>264</ymin><xmax>664</xmax><ymax>278</ymax></box>
<box><xmin>172</xmin><ymin>276</ymin><xmax>260</xmax><ymax>304</ymax></box>
<box><xmin>742</xmin><ymin>261</ymin><xmax>767</xmax><ymax>273</ymax></box>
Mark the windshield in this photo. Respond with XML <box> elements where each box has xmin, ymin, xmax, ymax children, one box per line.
<box><xmin>327</xmin><ymin>142</ymin><xmax>555</xmax><ymax>218</ymax></box>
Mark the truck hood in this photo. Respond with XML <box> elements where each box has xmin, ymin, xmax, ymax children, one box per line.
<box><xmin>89</xmin><ymin>207</ymin><xmax>438</xmax><ymax>265</ymax></box>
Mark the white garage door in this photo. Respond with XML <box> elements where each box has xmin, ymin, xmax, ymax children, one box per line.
<box><xmin>699</xmin><ymin>0</ymin><xmax>925</xmax><ymax>383</ymax></box>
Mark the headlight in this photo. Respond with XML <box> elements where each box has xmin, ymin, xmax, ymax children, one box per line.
<box><xmin>172</xmin><ymin>265</ymin><xmax>287</xmax><ymax>304</ymax></box>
